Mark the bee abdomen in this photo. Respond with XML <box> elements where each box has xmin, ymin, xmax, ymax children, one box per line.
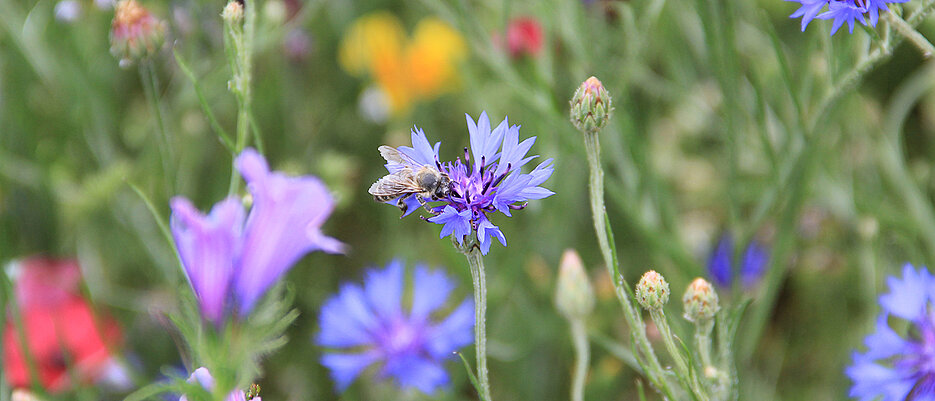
<box><xmin>373</xmin><ymin>194</ymin><xmax>395</xmax><ymax>202</ymax></box>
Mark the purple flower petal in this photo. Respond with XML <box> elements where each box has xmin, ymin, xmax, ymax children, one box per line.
<box><xmin>170</xmin><ymin>197</ymin><xmax>244</xmax><ymax>323</ymax></box>
<box><xmin>234</xmin><ymin>148</ymin><xmax>345</xmax><ymax>315</ymax></box>
<box><xmin>428</xmin><ymin>206</ymin><xmax>472</xmax><ymax>244</ymax></box>
<box><xmin>425</xmin><ymin>298</ymin><xmax>474</xmax><ymax>359</ymax></box>
<box><xmin>321</xmin><ymin>352</ymin><xmax>380</xmax><ymax>391</ymax></box>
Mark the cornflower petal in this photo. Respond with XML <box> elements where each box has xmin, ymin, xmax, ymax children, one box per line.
<box><xmin>234</xmin><ymin>148</ymin><xmax>345</xmax><ymax>315</ymax></box>
<box><xmin>321</xmin><ymin>352</ymin><xmax>381</xmax><ymax>391</ymax></box>
<box><xmin>410</xmin><ymin>265</ymin><xmax>455</xmax><ymax>321</ymax></box>
<box><xmin>383</xmin><ymin>355</ymin><xmax>449</xmax><ymax>394</ymax></box>
<box><xmin>318</xmin><ymin>262</ymin><xmax>473</xmax><ymax>393</ymax></box>
<box><xmin>397</xmin><ymin>127</ymin><xmax>441</xmax><ymax>169</ymax></box>
<box><xmin>818</xmin><ymin>1</ymin><xmax>867</xmax><ymax>35</ymax></box>
<box><xmin>170</xmin><ymin>197</ymin><xmax>244</xmax><ymax>323</ymax></box>
<box><xmin>364</xmin><ymin>260</ymin><xmax>404</xmax><ymax>318</ymax></box>
<box><xmin>848</xmin><ymin>264</ymin><xmax>935</xmax><ymax>401</ymax></box>
<box><xmin>428</xmin><ymin>206</ymin><xmax>472</xmax><ymax>244</ymax></box>
<box><xmin>476</xmin><ymin>217</ymin><xmax>506</xmax><ymax>255</ymax></box>
<box><xmin>740</xmin><ymin>240</ymin><xmax>769</xmax><ymax>287</ymax></box>
<box><xmin>317</xmin><ymin>284</ymin><xmax>379</xmax><ymax>348</ymax></box>
<box><xmin>708</xmin><ymin>234</ymin><xmax>734</xmax><ymax>287</ymax></box>
<box><xmin>880</xmin><ymin>264</ymin><xmax>932</xmax><ymax>321</ymax></box>
<box><xmin>425</xmin><ymin>299</ymin><xmax>474</xmax><ymax>358</ymax></box>
<box><xmin>787</xmin><ymin>0</ymin><xmax>829</xmax><ymax>31</ymax></box>
<box><xmin>467</xmin><ymin>112</ymin><xmax>504</xmax><ymax>168</ymax></box>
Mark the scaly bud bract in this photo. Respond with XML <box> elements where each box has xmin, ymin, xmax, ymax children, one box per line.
<box><xmin>682</xmin><ymin>278</ymin><xmax>720</xmax><ymax>322</ymax></box>
<box><xmin>110</xmin><ymin>0</ymin><xmax>166</xmax><ymax>67</ymax></box>
<box><xmin>554</xmin><ymin>249</ymin><xmax>595</xmax><ymax>319</ymax></box>
<box><xmin>570</xmin><ymin>76</ymin><xmax>613</xmax><ymax>134</ymax></box>
<box><xmin>636</xmin><ymin>270</ymin><xmax>669</xmax><ymax>310</ymax></box>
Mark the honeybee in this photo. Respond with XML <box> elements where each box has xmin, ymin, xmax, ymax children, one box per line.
<box><xmin>369</xmin><ymin>146</ymin><xmax>452</xmax><ymax>215</ymax></box>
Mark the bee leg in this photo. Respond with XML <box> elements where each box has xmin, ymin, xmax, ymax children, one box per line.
<box><xmin>416</xmin><ymin>195</ymin><xmax>438</xmax><ymax>215</ymax></box>
<box><xmin>396</xmin><ymin>194</ymin><xmax>412</xmax><ymax>217</ymax></box>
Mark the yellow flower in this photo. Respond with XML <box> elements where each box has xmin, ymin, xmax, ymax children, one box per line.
<box><xmin>338</xmin><ymin>13</ymin><xmax>466</xmax><ymax>117</ymax></box>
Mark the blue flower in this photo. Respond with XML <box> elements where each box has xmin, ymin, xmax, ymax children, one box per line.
<box><xmin>819</xmin><ymin>1</ymin><xmax>868</xmax><ymax>35</ymax></box>
<box><xmin>707</xmin><ymin>234</ymin><xmax>770</xmax><ymax>289</ymax></box>
<box><xmin>170</xmin><ymin>148</ymin><xmax>343</xmax><ymax>323</ymax></box>
<box><xmin>847</xmin><ymin>264</ymin><xmax>935</xmax><ymax>400</ymax></box>
<box><xmin>317</xmin><ymin>260</ymin><xmax>474</xmax><ymax>394</ymax></box>
<box><xmin>376</xmin><ymin>112</ymin><xmax>554</xmax><ymax>255</ymax></box>
<box><xmin>789</xmin><ymin>0</ymin><xmax>909</xmax><ymax>35</ymax></box>
<box><xmin>788</xmin><ymin>0</ymin><xmax>829</xmax><ymax>31</ymax></box>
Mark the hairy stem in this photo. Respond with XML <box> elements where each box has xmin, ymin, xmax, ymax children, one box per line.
<box><xmin>570</xmin><ymin>319</ymin><xmax>589</xmax><ymax>401</ymax></box>
<box><xmin>583</xmin><ymin>130</ymin><xmax>674</xmax><ymax>398</ymax></box>
<box><xmin>464</xmin><ymin>247</ymin><xmax>492</xmax><ymax>401</ymax></box>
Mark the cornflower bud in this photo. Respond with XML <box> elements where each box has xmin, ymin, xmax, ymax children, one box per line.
<box><xmin>110</xmin><ymin>0</ymin><xmax>166</xmax><ymax>67</ymax></box>
<box><xmin>570</xmin><ymin>76</ymin><xmax>613</xmax><ymax>134</ymax></box>
<box><xmin>682</xmin><ymin>278</ymin><xmax>720</xmax><ymax>322</ymax></box>
<box><xmin>554</xmin><ymin>249</ymin><xmax>595</xmax><ymax>319</ymax></box>
<box><xmin>221</xmin><ymin>0</ymin><xmax>244</xmax><ymax>24</ymax></box>
<box><xmin>636</xmin><ymin>270</ymin><xmax>669</xmax><ymax>310</ymax></box>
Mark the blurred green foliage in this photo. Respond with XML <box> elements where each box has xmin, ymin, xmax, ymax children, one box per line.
<box><xmin>4</xmin><ymin>0</ymin><xmax>935</xmax><ymax>399</ymax></box>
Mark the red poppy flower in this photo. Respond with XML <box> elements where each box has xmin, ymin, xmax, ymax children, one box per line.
<box><xmin>3</xmin><ymin>257</ymin><xmax>121</xmax><ymax>393</ymax></box>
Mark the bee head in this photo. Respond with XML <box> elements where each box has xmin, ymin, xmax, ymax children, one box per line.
<box><xmin>434</xmin><ymin>173</ymin><xmax>452</xmax><ymax>198</ymax></box>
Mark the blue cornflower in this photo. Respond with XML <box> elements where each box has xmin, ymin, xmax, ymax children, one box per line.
<box><xmin>317</xmin><ymin>260</ymin><xmax>474</xmax><ymax>394</ymax></box>
<box><xmin>707</xmin><ymin>234</ymin><xmax>770</xmax><ymax>289</ymax></box>
<box><xmin>788</xmin><ymin>0</ymin><xmax>908</xmax><ymax>35</ymax></box>
<box><xmin>788</xmin><ymin>0</ymin><xmax>829</xmax><ymax>31</ymax></box>
<box><xmin>373</xmin><ymin>111</ymin><xmax>554</xmax><ymax>254</ymax></box>
<box><xmin>847</xmin><ymin>264</ymin><xmax>935</xmax><ymax>400</ymax></box>
<box><xmin>819</xmin><ymin>1</ymin><xmax>868</xmax><ymax>35</ymax></box>
<box><xmin>170</xmin><ymin>148</ymin><xmax>343</xmax><ymax>323</ymax></box>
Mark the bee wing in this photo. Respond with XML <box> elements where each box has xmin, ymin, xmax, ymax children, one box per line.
<box><xmin>368</xmin><ymin>169</ymin><xmax>422</xmax><ymax>197</ymax></box>
<box><xmin>379</xmin><ymin>145</ymin><xmax>422</xmax><ymax>166</ymax></box>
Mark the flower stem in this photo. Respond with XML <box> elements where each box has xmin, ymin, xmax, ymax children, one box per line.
<box><xmin>694</xmin><ymin>319</ymin><xmax>714</xmax><ymax>370</ymax></box>
<box><xmin>570</xmin><ymin>319</ymin><xmax>589</xmax><ymax>401</ymax></box>
<box><xmin>887</xmin><ymin>12</ymin><xmax>935</xmax><ymax>57</ymax></box>
<box><xmin>583</xmin><ymin>131</ymin><xmax>617</xmax><ymax>280</ymax></box>
<box><xmin>464</xmin><ymin>247</ymin><xmax>492</xmax><ymax>401</ymax></box>
<box><xmin>138</xmin><ymin>60</ymin><xmax>174</xmax><ymax>192</ymax></box>
<box><xmin>583</xmin><ymin>130</ymin><xmax>674</xmax><ymax>398</ymax></box>
<box><xmin>224</xmin><ymin>2</ymin><xmax>259</xmax><ymax>195</ymax></box>
<box><xmin>650</xmin><ymin>309</ymin><xmax>709</xmax><ymax>401</ymax></box>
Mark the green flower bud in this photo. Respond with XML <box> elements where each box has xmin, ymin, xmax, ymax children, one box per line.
<box><xmin>110</xmin><ymin>0</ymin><xmax>166</xmax><ymax>67</ymax></box>
<box><xmin>682</xmin><ymin>278</ymin><xmax>720</xmax><ymax>322</ymax></box>
<box><xmin>569</xmin><ymin>76</ymin><xmax>614</xmax><ymax>134</ymax></box>
<box><xmin>554</xmin><ymin>249</ymin><xmax>595</xmax><ymax>319</ymax></box>
<box><xmin>636</xmin><ymin>270</ymin><xmax>669</xmax><ymax>310</ymax></box>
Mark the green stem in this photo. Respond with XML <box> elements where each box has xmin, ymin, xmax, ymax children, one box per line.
<box><xmin>650</xmin><ymin>310</ymin><xmax>708</xmax><ymax>401</ymax></box>
<box><xmin>464</xmin><ymin>248</ymin><xmax>492</xmax><ymax>401</ymax></box>
<box><xmin>583</xmin><ymin>131</ymin><xmax>617</xmax><ymax>280</ymax></box>
<box><xmin>887</xmin><ymin>12</ymin><xmax>935</xmax><ymax>57</ymax></box>
<box><xmin>570</xmin><ymin>319</ymin><xmax>589</xmax><ymax>401</ymax></box>
<box><xmin>694</xmin><ymin>320</ymin><xmax>714</xmax><ymax>370</ymax></box>
<box><xmin>583</xmin><ymin>130</ymin><xmax>674</xmax><ymax>398</ymax></box>
<box><xmin>138</xmin><ymin>60</ymin><xmax>174</xmax><ymax>192</ymax></box>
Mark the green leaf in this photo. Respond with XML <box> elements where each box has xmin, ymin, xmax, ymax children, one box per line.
<box><xmin>456</xmin><ymin>352</ymin><xmax>489</xmax><ymax>401</ymax></box>
<box><xmin>173</xmin><ymin>50</ymin><xmax>235</xmax><ymax>152</ymax></box>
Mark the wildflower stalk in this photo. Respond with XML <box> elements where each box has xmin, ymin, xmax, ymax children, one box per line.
<box><xmin>886</xmin><ymin>12</ymin><xmax>935</xmax><ymax>57</ymax></box>
<box><xmin>223</xmin><ymin>1</ymin><xmax>262</xmax><ymax>195</ymax></box>
<box><xmin>570</xmin><ymin>319</ymin><xmax>589</xmax><ymax>401</ymax></box>
<box><xmin>462</xmin><ymin>244</ymin><xmax>492</xmax><ymax>401</ymax></box>
<box><xmin>138</xmin><ymin>60</ymin><xmax>174</xmax><ymax>190</ymax></box>
<box><xmin>573</xmin><ymin>78</ymin><xmax>675</xmax><ymax>398</ymax></box>
<box><xmin>695</xmin><ymin>319</ymin><xmax>714</xmax><ymax>369</ymax></box>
